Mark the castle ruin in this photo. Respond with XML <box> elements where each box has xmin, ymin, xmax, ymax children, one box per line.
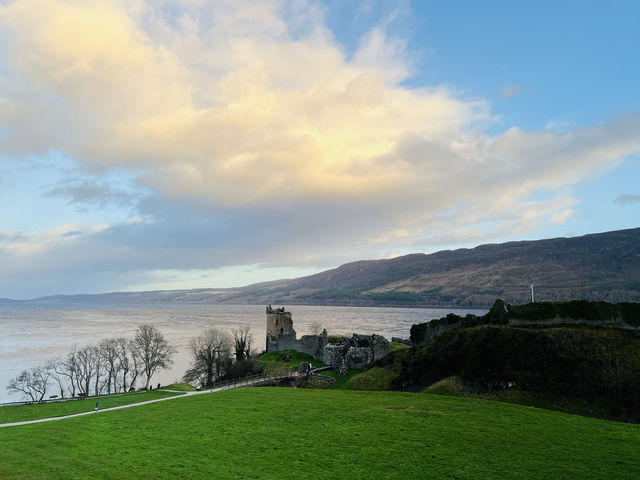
<box><xmin>265</xmin><ymin>305</ymin><xmax>390</xmax><ymax>373</ymax></box>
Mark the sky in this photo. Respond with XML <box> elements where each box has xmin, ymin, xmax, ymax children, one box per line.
<box><xmin>0</xmin><ymin>0</ymin><xmax>639</xmax><ymax>299</ymax></box>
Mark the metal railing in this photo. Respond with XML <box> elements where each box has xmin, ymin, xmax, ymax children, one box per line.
<box><xmin>0</xmin><ymin>369</ymin><xmax>301</xmax><ymax>407</ymax></box>
<box><xmin>0</xmin><ymin>390</ymin><xmax>134</xmax><ymax>407</ymax></box>
<box><xmin>206</xmin><ymin>369</ymin><xmax>298</xmax><ymax>391</ymax></box>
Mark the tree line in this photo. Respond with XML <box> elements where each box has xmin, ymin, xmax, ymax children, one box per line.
<box><xmin>6</xmin><ymin>324</ymin><xmax>257</xmax><ymax>403</ymax></box>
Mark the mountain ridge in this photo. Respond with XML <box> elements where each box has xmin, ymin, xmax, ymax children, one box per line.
<box><xmin>3</xmin><ymin>227</ymin><xmax>639</xmax><ymax>308</ymax></box>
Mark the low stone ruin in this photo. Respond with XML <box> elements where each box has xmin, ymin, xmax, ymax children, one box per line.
<box><xmin>322</xmin><ymin>334</ymin><xmax>389</xmax><ymax>375</ymax></box>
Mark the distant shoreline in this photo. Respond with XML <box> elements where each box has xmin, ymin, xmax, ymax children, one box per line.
<box><xmin>0</xmin><ymin>299</ymin><xmax>489</xmax><ymax>310</ymax></box>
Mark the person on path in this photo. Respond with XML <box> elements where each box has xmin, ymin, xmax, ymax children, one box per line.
<box><xmin>94</xmin><ymin>402</ymin><xmax>99</xmax><ymax>412</ymax></box>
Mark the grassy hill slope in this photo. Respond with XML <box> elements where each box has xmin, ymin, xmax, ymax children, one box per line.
<box><xmin>1</xmin><ymin>388</ymin><xmax>639</xmax><ymax>479</ymax></box>
<box><xmin>350</xmin><ymin>322</ymin><xmax>640</xmax><ymax>422</ymax></box>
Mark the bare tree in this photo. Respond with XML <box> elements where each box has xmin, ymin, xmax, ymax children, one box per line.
<box><xmin>7</xmin><ymin>366</ymin><xmax>51</xmax><ymax>402</ymax></box>
<box><xmin>310</xmin><ymin>321</ymin><xmax>322</xmax><ymax>336</ymax></box>
<box><xmin>232</xmin><ymin>326</ymin><xmax>252</xmax><ymax>361</ymax></box>
<box><xmin>133</xmin><ymin>324</ymin><xmax>176</xmax><ymax>389</ymax></box>
<box><xmin>99</xmin><ymin>338</ymin><xmax>121</xmax><ymax>394</ymax></box>
<box><xmin>75</xmin><ymin>345</ymin><xmax>100</xmax><ymax>396</ymax></box>
<box><xmin>113</xmin><ymin>337</ymin><xmax>136</xmax><ymax>392</ymax></box>
<box><xmin>52</xmin><ymin>349</ymin><xmax>80</xmax><ymax>397</ymax></box>
<box><xmin>184</xmin><ymin>328</ymin><xmax>232</xmax><ymax>386</ymax></box>
<box><xmin>45</xmin><ymin>359</ymin><xmax>67</xmax><ymax>398</ymax></box>
<box><xmin>129</xmin><ymin>339</ymin><xmax>142</xmax><ymax>390</ymax></box>
<box><xmin>92</xmin><ymin>345</ymin><xmax>104</xmax><ymax>395</ymax></box>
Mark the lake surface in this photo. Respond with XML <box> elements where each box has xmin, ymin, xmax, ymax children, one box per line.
<box><xmin>0</xmin><ymin>304</ymin><xmax>486</xmax><ymax>403</ymax></box>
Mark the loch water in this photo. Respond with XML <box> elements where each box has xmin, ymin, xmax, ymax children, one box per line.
<box><xmin>0</xmin><ymin>303</ymin><xmax>486</xmax><ymax>403</ymax></box>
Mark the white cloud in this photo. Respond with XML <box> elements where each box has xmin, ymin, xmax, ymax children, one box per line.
<box><xmin>0</xmin><ymin>222</ymin><xmax>109</xmax><ymax>257</ymax></box>
<box><xmin>545</xmin><ymin>118</ymin><xmax>576</xmax><ymax>133</ymax></box>
<box><xmin>549</xmin><ymin>209</ymin><xmax>575</xmax><ymax>225</ymax></box>
<box><xmin>0</xmin><ymin>0</ymin><xmax>639</xmax><ymax>296</ymax></box>
<box><xmin>501</xmin><ymin>84</ymin><xmax>522</xmax><ymax>98</ymax></box>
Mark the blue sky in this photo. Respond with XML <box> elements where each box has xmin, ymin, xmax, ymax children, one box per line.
<box><xmin>0</xmin><ymin>0</ymin><xmax>638</xmax><ymax>299</ymax></box>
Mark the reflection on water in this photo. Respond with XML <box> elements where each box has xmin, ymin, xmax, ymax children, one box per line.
<box><xmin>0</xmin><ymin>303</ymin><xmax>486</xmax><ymax>403</ymax></box>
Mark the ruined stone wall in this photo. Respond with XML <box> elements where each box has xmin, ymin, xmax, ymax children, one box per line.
<box><xmin>352</xmin><ymin>334</ymin><xmax>390</xmax><ymax>363</ymax></box>
<box><xmin>373</xmin><ymin>335</ymin><xmax>390</xmax><ymax>362</ymax></box>
<box><xmin>267</xmin><ymin>332</ymin><xmax>297</xmax><ymax>353</ymax></box>
<box><xmin>322</xmin><ymin>334</ymin><xmax>390</xmax><ymax>373</ymax></box>
<box><xmin>293</xmin><ymin>334</ymin><xmax>327</xmax><ymax>360</ymax></box>
<box><xmin>345</xmin><ymin>346</ymin><xmax>374</xmax><ymax>369</ymax></box>
<box><xmin>266</xmin><ymin>311</ymin><xmax>294</xmax><ymax>337</ymax></box>
<box><xmin>322</xmin><ymin>344</ymin><xmax>347</xmax><ymax>370</ymax></box>
<box><xmin>266</xmin><ymin>311</ymin><xmax>295</xmax><ymax>352</ymax></box>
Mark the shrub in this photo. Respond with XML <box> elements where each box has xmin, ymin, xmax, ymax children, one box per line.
<box><xmin>619</xmin><ymin>302</ymin><xmax>640</xmax><ymax>326</ymax></box>
<box><xmin>409</xmin><ymin>323</ymin><xmax>428</xmax><ymax>345</ymax></box>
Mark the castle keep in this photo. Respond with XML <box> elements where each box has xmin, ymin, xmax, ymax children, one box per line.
<box><xmin>265</xmin><ymin>305</ymin><xmax>390</xmax><ymax>373</ymax></box>
<box><xmin>266</xmin><ymin>305</ymin><xmax>295</xmax><ymax>349</ymax></box>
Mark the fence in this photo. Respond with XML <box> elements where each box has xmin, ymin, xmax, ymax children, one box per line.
<box><xmin>0</xmin><ymin>391</ymin><xmax>133</xmax><ymax>407</ymax></box>
<box><xmin>0</xmin><ymin>369</ymin><xmax>300</xmax><ymax>407</ymax></box>
<box><xmin>206</xmin><ymin>369</ymin><xmax>298</xmax><ymax>391</ymax></box>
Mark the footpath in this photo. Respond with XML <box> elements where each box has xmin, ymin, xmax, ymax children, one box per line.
<box><xmin>0</xmin><ymin>376</ymin><xmax>272</xmax><ymax>429</ymax></box>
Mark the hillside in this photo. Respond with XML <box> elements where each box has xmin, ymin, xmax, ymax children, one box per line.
<box><xmin>350</xmin><ymin>300</ymin><xmax>640</xmax><ymax>423</ymax></box>
<box><xmin>8</xmin><ymin>227</ymin><xmax>640</xmax><ymax>308</ymax></box>
<box><xmin>232</xmin><ymin>227</ymin><xmax>640</xmax><ymax>307</ymax></box>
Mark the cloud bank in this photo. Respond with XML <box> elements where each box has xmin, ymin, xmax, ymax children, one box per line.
<box><xmin>0</xmin><ymin>0</ymin><xmax>639</xmax><ymax>297</ymax></box>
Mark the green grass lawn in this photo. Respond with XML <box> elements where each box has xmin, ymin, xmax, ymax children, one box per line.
<box><xmin>256</xmin><ymin>349</ymin><xmax>324</xmax><ymax>368</ymax></box>
<box><xmin>163</xmin><ymin>382</ymin><xmax>197</xmax><ymax>391</ymax></box>
<box><xmin>313</xmin><ymin>368</ymin><xmax>363</xmax><ymax>389</ymax></box>
<box><xmin>389</xmin><ymin>341</ymin><xmax>410</xmax><ymax>351</ymax></box>
<box><xmin>346</xmin><ymin>348</ymin><xmax>411</xmax><ymax>391</ymax></box>
<box><xmin>1</xmin><ymin>388</ymin><xmax>639</xmax><ymax>479</ymax></box>
<box><xmin>345</xmin><ymin>366</ymin><xmax>398</xmax><ymax>390</ymax></box>
<box><xmin>0</xmin><ymin>390</ymin><xmax>183</xmax><ymax>424</ymax></box>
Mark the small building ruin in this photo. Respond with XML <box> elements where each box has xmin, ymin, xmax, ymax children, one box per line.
<box><xmin>265</xmin><ymin>305</ymin><xmax>389</xmax><ymax>373</ymax></box>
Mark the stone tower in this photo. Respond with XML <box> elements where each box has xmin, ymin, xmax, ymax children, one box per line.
<box><xmin>265</xmin><ymin>305</ymin><xmax>296</xmax><ymax>352</ymax></box>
